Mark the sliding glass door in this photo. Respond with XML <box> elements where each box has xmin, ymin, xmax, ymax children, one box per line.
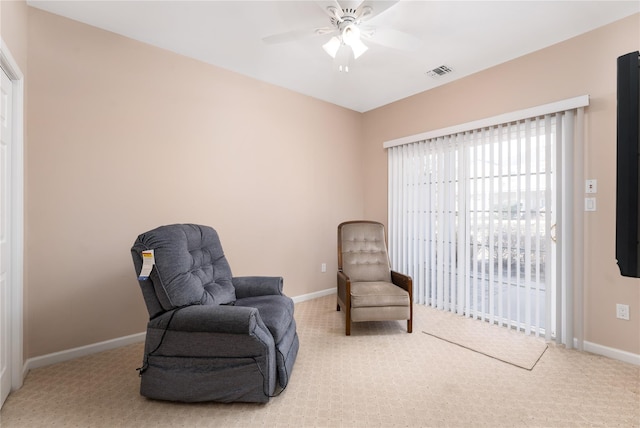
<box><xmin>464</xmin><ymin>120</ymin><xmax>554</xmax><ymax>335</ymax></box>
<box><xmin>387</xmin><ymin>105</ymin><xmax>584</xmax><ymax>343</ymax></box>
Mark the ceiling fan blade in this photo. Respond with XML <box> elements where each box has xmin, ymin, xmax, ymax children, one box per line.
<box><xmin>316</xmin><ymin>27</ymin><xmax>340</xmax><ymax>36</ymax></box>
<box><xmin>363</xmin><ymin>27</ymin><xmax>422</xmax><ymax>51</ymax></box>
<box><xmin>355</xmin><ymin>1</ymin><xmax>399</xmax><ymax>22</ymax></box>
<box><xmin>262</xmin><ymin>27</ymin><xmax>334</xmax><ymax>45</ymax></box>
<box><xmin>315</xmin><ymin>0</ymin><xmax>344</xmax><ymax>22</ymax></box>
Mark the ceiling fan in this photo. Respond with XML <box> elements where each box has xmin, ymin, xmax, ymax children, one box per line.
<box><xmin>262</xmin><ymin>1</ymin><xmax>421</xmax><ymax>72</ymax></box>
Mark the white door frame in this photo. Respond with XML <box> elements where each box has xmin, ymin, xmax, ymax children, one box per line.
<box><xmin>0</xmin><ymin>38</ymin><xmax>25</xmax><ymax>394</ymax></box>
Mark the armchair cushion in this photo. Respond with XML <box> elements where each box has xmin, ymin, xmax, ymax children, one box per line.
<box><xmin>133</xmin><ymin>224</ymin><xmax>236</xmax><ymax>310</ymax></box>
<box><xmin>350</xmin><ymin>282</ymin><xmax>410</xmax><ymax>308</ymax></box>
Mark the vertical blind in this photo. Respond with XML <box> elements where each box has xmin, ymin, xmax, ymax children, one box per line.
<box><xmin>386</xmin><ymin>97</ymin><xmax>588</xmax><ymax>346</ymax></box>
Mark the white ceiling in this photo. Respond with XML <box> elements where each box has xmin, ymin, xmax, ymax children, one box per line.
<box><xmin>27</xmin><ymin>1</ymin><xmax>640</xmax><ymax>112</ymax></box>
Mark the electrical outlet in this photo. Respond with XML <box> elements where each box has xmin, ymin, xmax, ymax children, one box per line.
<box><xmin>321</xmin><ymin>263</ymin><xmax>327</xmax><ymax>273</ymax></box>
<box><xmin>616</xmin><ymin>304</ymin><xmax>630</xmax><ymax>320</ymax></box>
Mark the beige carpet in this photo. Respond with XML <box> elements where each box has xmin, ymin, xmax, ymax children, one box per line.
<box><xmin>1</xmin><ymin>294</ymin><xmax>639</xmax><ymax>427</ymax></box>
<box><xmin>421</xmin><ymin>308</ymin><xmax>548</xmax><ymax>370</ymax></box>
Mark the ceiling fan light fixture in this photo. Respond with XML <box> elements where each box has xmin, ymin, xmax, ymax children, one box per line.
<box><xmin>322</xmin><ymin>36</ymin><xmax>341</xmax><ymax>58</ymax></box>
<box><xmin>341</xmin><ymin>24</ymin><xmax>368</xmax><ymax>59</ymax></box>
<box><xmin>349</xmin><ymin>37</ymin><xmax>368</xmax><ymax>59</ymax></box>
<box><xmin>341</xmin><ymin>24</ymin><xmax>360</xmax><ymax>46</ymax></box>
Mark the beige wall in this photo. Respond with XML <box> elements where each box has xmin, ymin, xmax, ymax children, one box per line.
<box><xmin>362</xmin><ymin>14</ymin><xmax>640</xmax><ymax>355</ymax></box>
<box><xmin>25</xmin><ymin>8</ymin><xmax>364</xmax><ymax>358</ymax></box>
<box><xmin>1</xmin><ymin>0</ymin><xmax>28</xmax><ymax>71</ymax></box>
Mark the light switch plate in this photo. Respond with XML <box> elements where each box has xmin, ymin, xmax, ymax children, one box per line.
<box><xmin>585</xmin><ymin>197</ymin><xmax>596</xmax><ymax>211</ymax></box>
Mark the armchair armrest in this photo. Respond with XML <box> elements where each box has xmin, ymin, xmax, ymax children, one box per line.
<box><xmin>391</xmin><ymin>270</ymin><xmax>413</xmax><ymax>301</ymax></box>
<box><xmin>337</xmin><ymin>270</ymin><xmax>350</xmax><ymax>307</ymax></box>
<box><xmin>144</xmin><ymin>304</ymin><xmax>276</xmax><ymax>363</ymax></box>
<box><xmin>149</xmin><ymin>304</ymin><xmax>261</xmax><ymax>335</ymax></box>
<box><xmin>232</xmin><ymin>276</ymin><xmax>284</xmax><ymax>299</ymax></box>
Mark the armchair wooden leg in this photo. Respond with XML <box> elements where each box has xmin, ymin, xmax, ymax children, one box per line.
<box><xmin>345</xmin><ymin>305</ymin><xmax>351</xmax><ymax>336</ymax></box>
<box><xmin>407</xmin><ymin>319</ymin><xmax>412</xmax><ymax>333</ymax></box>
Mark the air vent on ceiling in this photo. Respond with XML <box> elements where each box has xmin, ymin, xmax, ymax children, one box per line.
<box><xmin>426</xmin><ymin>65</ymin><xmax>453</xmax><ymax>78</ymax></box>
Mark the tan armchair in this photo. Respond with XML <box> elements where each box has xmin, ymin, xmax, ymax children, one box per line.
<box><xmin>337</xmin><ymin>220</ymin><xmax>413</xmax><ymax>335</ymax></box>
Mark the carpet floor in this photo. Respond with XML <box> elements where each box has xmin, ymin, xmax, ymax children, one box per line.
<box><xmin>1</xmin><ymin>294</ymin><xmax>638</xmax><ymax>427</ymax></box>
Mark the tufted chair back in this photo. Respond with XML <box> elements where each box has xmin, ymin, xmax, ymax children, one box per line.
<box><xmin>338</xmin><ymin>221</ymin><xmax>392</xmax><ymax>283</ymax></box>
<box><xmin>131</xmin><ymin>224</ymin><xmax>236</xmax><ymax>318</ymax></box>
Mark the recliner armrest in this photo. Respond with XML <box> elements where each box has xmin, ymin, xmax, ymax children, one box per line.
<box><xmin>233</xmin><ymin>276</ymin><xmax>284</xmax><ymax>298</ymax></box>
<box><xmin>391</xmin><ymin>270</ymin><xmax>413</xmax><ymax>299</ymax></box>
<box><xmin>149</xmin><ymin>304</ymin><xmax>261</xmax><ymax>335</ymax></box>
<box><xmin>337</xmin><ymin>270</ymin><xmax>350</xmax><ymax>305</ymax></box>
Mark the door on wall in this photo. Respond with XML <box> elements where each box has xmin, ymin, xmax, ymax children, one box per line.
<box><xmin>388</xmin><ymin>103</ymin><xmax>587</xmax><ymax>345</ymax></box>
<box><xmin>0</xmin><ymin>65</ymin><xmax>13</xmax><ymax>408</ymax></box>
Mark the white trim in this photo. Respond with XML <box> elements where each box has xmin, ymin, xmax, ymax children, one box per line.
<box><xmin>383</xmin><ymin>95</ymin><xmax>590</xmax><ymax>148</ymax></box>
<box><xmin>580</xmin><ymin>340</ymin><xmax>640</xmax><ymax>366</ymax></box>
<box><xmin>0</xmin><ymin>38</ymin><xmax>25</xmax><ymax>392</ymax></box>
<box><xmin>0</xmin><ymin>40</ymin><xmax>23</xmax><ymax>81</ymax></box>
<box><xmin>292</xmin><ymin>287</ymin><xmax>335</xmax><ymax>304</ymax></box>
<box><xmin>574</xmin><ymin>107</ymin><xmax>585</xmax><ymax>351</ymax></box>
<box><xmin>563</xmin><ymin>110</ymin><xmax>576</xmax><ymax>348</ymax></box>
<box><xmin>24</xmin><ymin>332</ymin><xmax>146</xmax><ymax>372</ymax></box>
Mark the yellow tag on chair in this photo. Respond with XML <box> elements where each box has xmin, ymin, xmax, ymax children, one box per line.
<box><xmin>138</xmin><ymin>249</ymin><xmax>155</xmax><ymax>281</ymax></box>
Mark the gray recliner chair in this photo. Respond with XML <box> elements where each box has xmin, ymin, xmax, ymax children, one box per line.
<box><xmin>130</xmin><ymin>224</ymin><xmax>299</xmax><ymax>403</ymax></box>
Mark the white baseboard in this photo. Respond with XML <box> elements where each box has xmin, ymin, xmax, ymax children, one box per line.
<box><xmin>581</xmin><ymin>340</ymin><xmax>640</xmax><ymax>366</ymax></box>
<box><xmin>23</xmin><ymin>332</ymin><xmax>146</xmax><ymax>375</ymax></box>
<box><xmin>292</xmin><ymin>287</ymin><xmax>335</xmax><ymax>303</ymax></box>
